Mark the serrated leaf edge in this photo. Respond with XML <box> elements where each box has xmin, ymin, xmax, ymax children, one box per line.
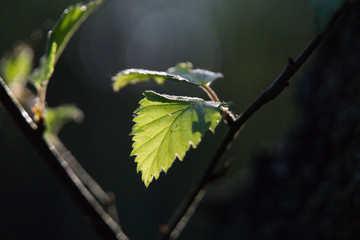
<box><xmin>130</xmin><ymin>90</ymin><xmax>224</xmax><ymax>187</ymax></box>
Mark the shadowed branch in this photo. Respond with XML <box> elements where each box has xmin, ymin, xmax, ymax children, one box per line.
<box><xmin>157</xmin><ymin>3</ymin><xmax>350</xmax><ymax>240</ymax></box>
<box><xmin>0</xmin><ymin>77</ymin><xmax>129</xmax><ymax>240</ymax></box>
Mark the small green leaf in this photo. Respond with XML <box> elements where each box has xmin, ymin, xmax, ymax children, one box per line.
<box><xmin>44</xmin><ymin>104</ymin><xmax>84</xmax><ymax>136</ymax></box>
<box><xmin>112</xmin><ymin>62</ymin><xmax>223</xmax><ymax>91</ymax></box>
<box><xmin>167</xmin><ymin>62</ymin><xmax>223</xmax><ymax>86</ymax></box>
<box><xmin>311</xmin><ymin>0</ymin><xmax>347</xmax><ymax>30</ymax></box>
<box><xmin>0</xmin><ymin>44</ymin><xmax>33</xmax><ymax>85</ymax></box>
<box><xmin>131</xmin><ymin>90</ymin><xmax>224</xmax><ymax>187</ymax></box>
<box><xmin>47</xmin><ymin>0</ymin><xmax>104</xmax><ymax>63</ymax></box>
<box><xmin>112</xmin><ymin>69</ymin><xmax>168</xmax><ymax>91</ymax></box>
<box><xmin>31</xmin><ymin>0</ymin><xmax>104</xmax><ymax>87</ymax></box>
<box><xmin>31</xmin><ymin>42</ymin><xmax>57</xmax><ymax>87</ymax></box>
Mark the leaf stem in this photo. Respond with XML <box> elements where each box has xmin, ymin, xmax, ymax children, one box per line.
<box><xmin>200</xmin><ymin>84</ymin><xmax>220</xmax><ymax>102</ymax></box>
<box><xmin>157</xmin><ymin>3</ymin><xmax>349</xmax><ymax>239</ymax></box>
<box><xmin>0</xmin><ymin>77</ymin><xmax>129</xmax><ymax>240</ymax></box>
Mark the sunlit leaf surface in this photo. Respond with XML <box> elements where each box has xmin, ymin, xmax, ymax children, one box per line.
<box><xmin>112</xmin><ymin>62</ymin><xmax>223</xmax><ymax>91</ymax></box>
<box><xmin>131</xmin><ymin>90</ymin><xmax>224</xmax><ymax>187</ymax></box>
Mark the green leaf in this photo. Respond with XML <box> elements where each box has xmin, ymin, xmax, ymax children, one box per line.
<box><xmin>167</xmin><ymin>62</ymin><xmax>223</xmax><ymax>86</ymax></box>
<box><xmin>31</xmin><ymin>0</ymin><xmax>104</xmax><ymax>87</ymax></box>
<box><xmin>131</xmin><ymin>90</ymin><xmax>224</xmax><ymax>187</ymax></box>
<box><xmin>47</xmin><ymin>0</ymin><xmax>104</xmax><ymax>63</ymax></box>
<box><xmin>311</xmin><ymin>0</ymin><xmax>347</xmax><ymax>29</ymax></box>
<box><xmin>112</xmin><ymin>69</ymin><xmax>168</xmax><ymax>91</ymax></box>
<box><xmin>44</xmin><ymin>104</ymin><xmax>84</xmax><ymax>136</ymax></box>
<box><xmin>0</xmin><ymin>44</ymin><xmax>33</xmax><ymax>85</ymax></box>
<box><xmin>31</xmin><ymin>42</ymin><xmax>57</xmax><ymax>87</ymax></box>
<box><xmin>112</xmin><ymin>62</ymin><xmax>223</xmax><ymax>91</ymax></box>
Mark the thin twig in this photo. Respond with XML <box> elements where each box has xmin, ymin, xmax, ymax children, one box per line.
<box><xmin>169</xmin><ymin>190</ymin><xmax>206</xmax><ymax>239</ymax></box>
<box><xmin>0</xmin><ymin>77</ymin><xmax>129</xmax><ymax>240</ymax></box>
<box><xmin>45</xmin><ymin>134</ymin><xmax>122</xmax><ymax>224</ymax></box>
<box><xmin>157</xmin><ymin>3</ymin><xmax>349</xmax><ymax>240</ymax></box>
<box><xmin>200</xmin><ymin>85</ymin><xmax>220</xmax><ymax>102</ymax></box>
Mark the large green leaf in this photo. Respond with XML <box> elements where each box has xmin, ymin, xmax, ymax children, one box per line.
<box><xmin>31</xmin><ymin>0</ymin><xmax>104</xmax><ymax>87</ymax></box>
<box><xmin>311</xmin><ymin>0</ymin><xmax>347</xmax><ymax>30</ymax></box>
<box><xmin>112</xmin><ymin>62</ymin><xmax>223</xmax><ymax>91</ymax></box>
<box><xmin>131</xmin><ymin>90</ymin><xmax>224</xmax><ymax>187</ymax></box>
<box><xmin>0</xmin><ymin>44</ymin><xmax>33</xmax><ymax>85</ymax></box>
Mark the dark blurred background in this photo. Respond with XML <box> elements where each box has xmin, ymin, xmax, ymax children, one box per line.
<box><xmin>0</xmin><ymin>0</ymin><xmax>317</xmax><ymax>239</ymax></box>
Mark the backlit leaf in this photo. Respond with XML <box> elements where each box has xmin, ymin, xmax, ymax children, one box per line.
<box><xmin>44</xmin><ymin>104</ymin><xmax>84</xmax><ymax>136</ymax></box>
<box><xmin>112</xmin><ymin>69</ymin><xmax>168</xmax><ymax>91</ymax></box>
<box><xmin>30</xmin><ymin>42</ymin><xmax>57</xmax><ymax>88</ymax></box>
<box><xmin>47</xmin><ymin>0</ymin><xmax>104</xmax><ymax>63</ymax></box>
<box><xmin>112</xmin><ymin>62</ymin><xmax>223</xmax><ymax>91</ymax></box>
<box><xmin>131</xmin><ymin>90</ymin><xmax>224</xmax><ymax>187</ymax></box>
<box><xmin>167</xmin><ymin>62</ymin><xmax>223</xmax><ymax>86</ymax></box>
<box><xmin>0</xmin><ymin>44</ymin><xmax>33</xmax><ymax>85</ymax></box>
<box><xmin>31</xmin><ymin>0</ymin><xmax>104</xmax><ymax>87</ymax></box>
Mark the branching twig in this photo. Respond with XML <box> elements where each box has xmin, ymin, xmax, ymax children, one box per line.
<box><xmin>0</xmin><ymin>77</ymin><xmax>129</xmax><ymax>240</ymax></box>
<box><xmin>157</xmin><ymin>3</ymin><xmax>349</xmax><ymax>240</ymax></box>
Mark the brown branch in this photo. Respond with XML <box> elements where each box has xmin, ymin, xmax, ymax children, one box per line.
<box><xmin>0</xmin><ymin>77</ymin><xmax>129</xmax><ymax>240</ymax></box>
<box><xmin>157</xmin><ymin>3</ymin><xmax>349</xmax><ymax>240</ymax></box>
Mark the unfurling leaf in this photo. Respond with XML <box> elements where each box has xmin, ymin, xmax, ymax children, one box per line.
<box><xmin>28</xmin><ymin>0</ymin><xmax>103</xmax><ymax>124</ymax></box>
<box><xmin>131</xmin><ymin>90</ymin><xmax>225</xmax><ymax>187</ymax></box>
<box><xmin>0</xmin><ymin>44</ymin><xmax>33</xmax><ymax>85</ymax></box>
<box><xmin>30</xmin><ymin>42</ymin><xmax>57</xmax><ymax>87</ymax></box>
<box><xmin>44</xmin><ymin>104</ymin><xmax>84</xmax><ymax>136</ymax></box>
<box><xmin>31</xmin><ymin>0</ymin><xmax>104</xmax><ymax>88</ymax></box>
<box><xmin>112</xmin><ymin>62</ymin><xmax>223</xmax><ymax>91</ymax></box>
<box><xmin>47</xmin><ymin>0</ymin><xmax>104</xmax><ymax>63</ymax></box>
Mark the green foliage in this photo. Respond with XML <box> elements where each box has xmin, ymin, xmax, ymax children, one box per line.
<box><xmin>113</xmin><ymin>62</ymin><xmax>226</xmax><ymax>186</ymax></box>
<box><xmin>0</xmin><ymin>44</ymin><xmax>33</xmax><ymax>85</ymax></box>
<box><xmin>112</xmin><ymin>69</ymin><xmax>167</xmax><ymax>91</ymax></box>
<box><xmin>112</xmin><ymin>62</ymin><xmax>223</xmax><ymax>91</ymax></box>
<box><xmin>47</xmin><ymin>0</ymin><xmax>104</xmax><ymax>63</ymax></box>
<box><xmin>31</xmin><ymin>42</ymin><xmax>57</xmax><ymax>87</ymax></box>
<box><xmin>311</xmin><ymin>0</ymin><xmax>348</xmax><ymax>29</ymax></box>
<box><xmin>31</xmin><ymin>0</ymin><xmax>104</xmax><ymax>88</ymax></box>
<box><xmin>131</xmin><ymin>91</ymin><xmax>224</xmax><ymax>187</ymax></box>
<box><xmin>27</xmin><ymin>0</ymin><xmax>103</xmax><ymax>124</ymax></box>
<box><xmin>44</xmin><ymin>104</ymin><xmax>84</xmax><ymax>136</ymax></box>
<box><xmin>167</xmin><ymin>62</ymin><xmax>223</xmax><ymax>86</ymax></box>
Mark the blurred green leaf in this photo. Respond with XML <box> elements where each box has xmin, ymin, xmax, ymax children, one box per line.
<box><xmin>131</xmin><ymin>90</ymin><xmax>224</xmax><ymax>187</ymax></box>
<box><xmin>31</xmin><ymin>42</ymin><xmax>57</xmax><ymax>87</ymax></box>
<box><xmin>311</xmin><ymin>0</ymin><xmax>347</xmax><ymax>29</ymax></box>
<box><xmin>0</xmin><ymin>44</ymin><xmax>33</xmax><ymax>85</ymax></box>
<box><xmin>44</xmin><ymin>104</ymin><xmax>84</xmax><ymax>136</ymax></box>
<box><xmin>112</xmin><ymin>62</ymin><xmax>223</xmax><ymax>91</ymax></box>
